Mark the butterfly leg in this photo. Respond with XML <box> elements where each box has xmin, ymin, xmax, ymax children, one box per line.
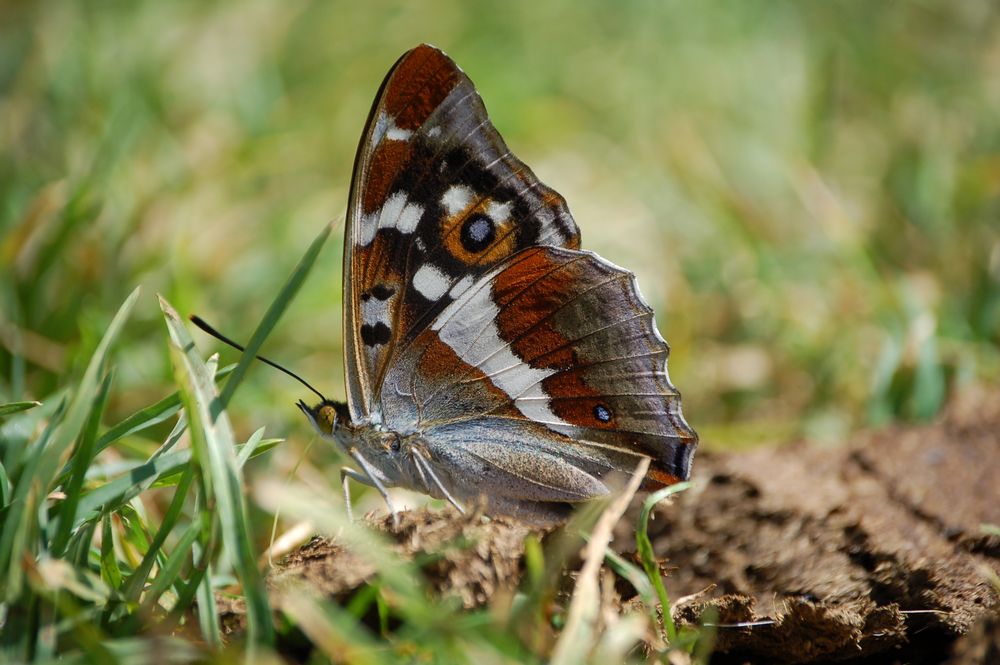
<box><xmin>339</xmin><ymin>467</ymin><xmax>371</xmax><ymax>523</ymax></box>
<box><xmin>411</xmin><ymin>449</ymin><xmax>465</xmax><ymax>515</ymax></box>
<box><xmin>348</xmin><ymin>448</ymin><xmax>400</xmax><ymax>528</ymax></box>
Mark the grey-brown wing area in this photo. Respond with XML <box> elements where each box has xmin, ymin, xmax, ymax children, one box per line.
<box><xmin>381</xmin><ymin>246</ymin><xmax>698</xmax><ymax>488</ymax></box>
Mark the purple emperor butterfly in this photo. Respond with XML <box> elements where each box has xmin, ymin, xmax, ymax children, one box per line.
<box><xmin>300</xmin><ymin>44</ymin><xmax>697</xmax><ymax>524</ymax></box>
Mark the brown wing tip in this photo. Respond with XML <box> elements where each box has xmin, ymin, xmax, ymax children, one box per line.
<box><xmin>382</xmin><ymin>45</ymin><xmax>463</xmax><ymax>131</ymax></box>
<box><xmin>408</xmin><ymin>43</ymin><xmax>447</xmax><ymax>57</ymax></box>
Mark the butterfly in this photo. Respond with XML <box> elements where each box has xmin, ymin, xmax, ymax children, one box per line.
<box><xmin>299</xmin><ymin>44</ymin><xmax>697</xmax><ymax>525</ymax></box>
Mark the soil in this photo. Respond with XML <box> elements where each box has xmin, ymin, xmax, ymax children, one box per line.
<box><xmin>248</xmin><ymin>387</ymin><xmax>1000</xmax><ymax>663</ymax></box>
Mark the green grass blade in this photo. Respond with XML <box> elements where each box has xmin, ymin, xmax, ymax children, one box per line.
<box><xmin>160</xmin><ymin>295</ymin><xmax>274</xmax><ymax>647</ymax></box>
<box><xmin>602</xmin><ymin>546</ymin><xmax>661</xmax><ymax>645</ymax></box>
<box><xmin>100</xmin><ymin>412</ymin><xmax>192</xmax><ymax>507</ymax></box>
<box><xmin>136</xmin><ymin>520</ymin><xmax>201</xmax><ymax>616</ymax></box>
<box><xmin>603</xmin><ymin>547</ymin><xmax>655</xmax><ymax>606</ymax></box>
<box><xmin>0</xmin><ymin>397</ymin><xmax>66</xmax><ymax>595</ymax></box>
<box><xmin>0</xmin><ymin>400</ymin><xmax>42</xmax><ymax>417</ymax></box>
<box><xmin>121</xmin><ymin>465</ymin><xmax>196</xmax><ymax>604</ymax></box>
<box><xmin>137</xmin><ymin>487</ymin><xmax>220</xmax><ymax>645</ymax></box>
<box><xmin>636</xmin><ymin>481</ymin><xmax>692</xmax><ymax>644</ymax></box>
<box><xmin>100</xmin><ymin>513</ymin><xmax>122</xmax><ymax>589</ymax></box>
<box><xmin>51</xmin><ymin>370</ymin><xmax>114</xmax><ymax>557</ymax></box>
<box><xmin>36</xmin><ymin>636</ymin><xmax>204</xmax><ymax>665</ymax></box>
<box><xmin>0</xmin><ymin>459</ymin><xmax>10</xmax><ymax>507</ymax></box>
<box><xmin>91</xmin><ymin>394</ymin><xmax>182</xmax><ymax>456</ymax></box>
<box><xmin>192</xmin><ymin>491</ymin><xmax>222</xmax><ymax>649</ymax></box>
<box><xmin>236</xmin><ymin>427</ymin><xmax>266</xmax><ymax>467</ymax></box>
<box><xmin>133</xmin><ymin>414</ymin><xmax>190</xmax><ymax>481</ymax></box>
<box><xmin>73</xmin><ymin>448</ymin><xmax>192</xmax><ymax>524</ymax></box>
<box><xmin>218</xmin><ymin>222</ymin><xmax>331</xmax><ymax>407</ymax></box>
<box><xmin>0</xmin><ymin>393</ymin><xmax>65</xmax><ymax>477</ymax></box>
<box><xmin>118</xmin><ymin>502</ymin><xmax>152</xmax><ymax>563</ymax></box>
<box><xmin>55</xmin><ymin>364</ymin><xmax>235</xmax><ymax>484</ymax></box>
<box><xmin>74</xmin><ymin>437</ymin><xmax>280</xmax><ymax>526</ymax></box>
<box><xmin>151</xmin><ymin>440</ymin><xmax>280</xmax><ymax>489</ymax></box>
<box><xmin>67</xmin><ymin>519</ymin><xmax>98</xmax><ymax>568</ymax></box>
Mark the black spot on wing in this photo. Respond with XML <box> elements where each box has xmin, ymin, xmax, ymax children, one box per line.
<box><xmin>440</xmin><ymin>146</ymin><xmax>502</xmax><ymax>193</ymax></box>
<box><xmin>369</xmin><ymin>284</ymin><xmax>396</xmax><ymax>300</ymax></box>
<box><xmin>360</xmin><ymin>322</ymin><xmax>392</xmax><ymax>347</ymax></box>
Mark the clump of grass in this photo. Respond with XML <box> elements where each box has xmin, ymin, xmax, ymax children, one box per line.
<box><xmin>0</xmin><ymin>222</ymin><xmax>327</xmax><ymax>661</ymax></box>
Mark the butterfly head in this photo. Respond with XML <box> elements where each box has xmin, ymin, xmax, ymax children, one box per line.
<box><xmin>297</xmin><ymin>397</ymin><xmax>426</xmax><ymax>497</ymax></box>
<box><xmin>298</xmin><ymin>399</ymin><xmax>351</xmax><ymax>438</ymax></box>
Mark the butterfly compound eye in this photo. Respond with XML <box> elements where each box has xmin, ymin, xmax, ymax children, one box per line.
<box><xmin>318</xmin><ymin>404</ymin><xmax>339</xmax><ymax>434</ymax></box>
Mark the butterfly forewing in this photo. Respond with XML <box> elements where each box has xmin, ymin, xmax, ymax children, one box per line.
<box><xmin>344</xmin><ymin>45</ymin><xmax>580</xmax><ymax>421</ymax></box>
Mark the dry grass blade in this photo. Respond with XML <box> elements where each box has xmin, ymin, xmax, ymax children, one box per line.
<box><xmin>550</xmin><ymin>458</ymin><xmax>650</xmax><ymax>665</ymax></box>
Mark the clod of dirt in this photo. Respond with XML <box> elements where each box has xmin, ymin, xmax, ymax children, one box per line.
<box><xmin>640</xmin><ymin>386</ymin><xmax>1000</xmax><ymax>662</ymax></box>
<box><xmin>674</xmin><ymin>595</ymin><xmax>906</xmax><ymax>662</ymax></box>
<box><xmin>270</xmin><ymin>505</ymin><xmax>543</xmax><ymax>609</ymax></box>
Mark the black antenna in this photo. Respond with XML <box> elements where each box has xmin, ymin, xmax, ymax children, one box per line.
<box><xmin>189</xmin><ymin>315</ymin><xmax>327</xmax><ymax>403</ymax></box>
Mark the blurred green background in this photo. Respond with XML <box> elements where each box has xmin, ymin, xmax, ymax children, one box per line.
<box><xmin>3</xmin><ymin>0</ymin><xmax>999</xmax><ymax>458</ymax></box>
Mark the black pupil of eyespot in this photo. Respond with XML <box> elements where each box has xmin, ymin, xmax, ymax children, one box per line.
<box><xmin>594</xmin><ymin>405</ymin><xmax>612</xmax><ymax>422</ymax></box>
<box><xmin>460</xmin><ymin>214</ymin><xmax>495</xmax><ymax>252</ymax></box>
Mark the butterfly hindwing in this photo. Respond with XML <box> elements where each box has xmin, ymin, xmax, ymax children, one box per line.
<box><xmin>381</xmin><ymin>246</ymin><xmax>697</xmax><ymax>490</ymax></box>
<box><xmin>344</xmin><ymin>45</ymin><xmax>580</xmax><ymax>421</ymax></box>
